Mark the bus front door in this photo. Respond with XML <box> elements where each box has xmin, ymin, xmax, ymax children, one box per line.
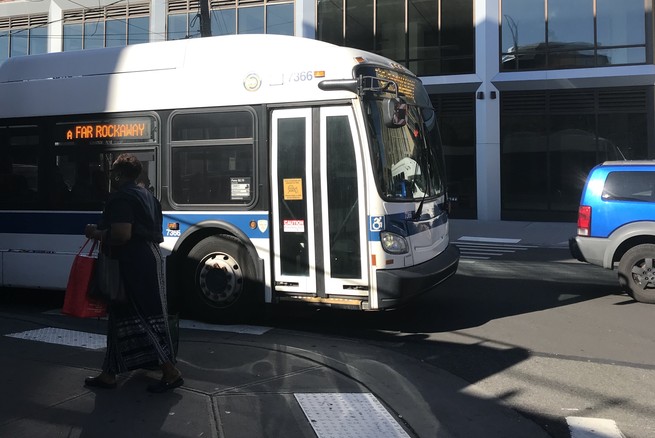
<box><xmin>271</xmin><ymin>107</ymin><xmax>368</xmax><ymax>306</ymax></box>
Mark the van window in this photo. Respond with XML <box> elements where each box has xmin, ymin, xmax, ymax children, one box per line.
<box><xmin>602</xmin><ymin>171</ymin><xmax>655</xmax><ymax>202</ymax></box>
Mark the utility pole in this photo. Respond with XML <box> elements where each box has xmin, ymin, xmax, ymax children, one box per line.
<box><xmin>200</xmin><ymin>0</ymin><xmax>211</xmax><ymax>37</ymax></box>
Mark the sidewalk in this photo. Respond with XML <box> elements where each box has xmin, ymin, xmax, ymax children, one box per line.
<box><xmin>0</xmin><ymin>220</ymin><xmax>566</xmax><ymax>438</ymax></box>
<box><xmin>0</xmin><ymin>314</ymin><xmax>551</xmax><ymax>437</ymax></box>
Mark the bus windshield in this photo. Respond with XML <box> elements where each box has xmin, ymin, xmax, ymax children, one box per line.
<box><xmin>358</xmin><ymin>67</ymin><xmax>445</xmax><ymax>202</ymax></box>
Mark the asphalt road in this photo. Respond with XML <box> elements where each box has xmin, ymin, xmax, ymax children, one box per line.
<box><xmin>257</xmin><ymin>245</ymin><xmax>655</xmax><ymax>438</ymax></box>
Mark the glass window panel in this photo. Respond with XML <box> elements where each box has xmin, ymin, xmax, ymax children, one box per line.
<box><xmin>548</xmin><ymin>0</ymin><xmax>593</xmax><ymax>46</ymax></box>
<box><xmin>171</xmin><ymin>145</ymin><xmax>253</xmax><ymax>205</ymax></box>
<box><xmin>501</xmin><ymin>0</ymin><xmax>545</xmax><ymax>53</ymax></box>
<box><xmin>326</xmin><ymin>115</ymin><xmax>361</xmax><ymax>278</ymax></box>
<box><xmin>63</xmin><ymin>23</ymin><xmax>83</xmax><ymax>51</ymax></box>
<box><xmin>598</xmin><ymin>113</ymin><xmax>647</xmax><ymax>160</ymax></box>
<box><xmin>128</xmin><ymin>17</ymin><xmax>150</xmax><ymax>45</ymax></box>
<box><xmin>441</xmin><ymin>0</ymin><xmax>474</xmax><ymax>59</ymax></box>
<box><xmin>10</xmin><ymin>29</ymin><xmax>29</xmax><ymax>57</ymax></box>
<box><xmin>239</xmin><ymin>6</ymin><xmax>264</xmax><ymax>34</ymax></box>
<box><xmin>188</xmin><ymin>12</ymin><xmax>201</xmax><ymax>38</ymax></box>
<box><xmin>548</xmin><ymin>49</ymin><xmax>596</xmax><ymax>68</ymax></box>
<box><xmin>501</xmin><ymin>115</ymin><xmax>549</xmax><ymax>212</ymax></box>
<box><xmin>602</xmin><ymin>171</ymin><xmax>655</xmax><ymax>202</ymax></box>
<box><xmin>276</xmin><ymin>117</ymin><xmax>309</xmax><ymax>276</ymax></box>
<box><xmin>211</xmin><ymin>8</ymin><xmax>236</xmax><ymax>36</ymax></box>
<box><xmin>376</xmin><ymin>0</ymin><xmax>404</xmax><ymax>61</ymax></box>
<box><xmin>106</xmin><ymin>19</ymin><xmax>126</xmax><ymax>47</ymax></box>
<box><xmin>0</xmin><ymin>129</ymin><xmax>40</xmax><ymax>208</ymax></box>
<box><xmin>29</xmin><ymin>27</ymin><xmax>48</xmax><ymax>55</ymax></box>
<box><xmin>0</xmin><ymin>31</ymin><xmax>9</xmax><ymax>62</ymax></box>
<box><xmin>168</xmin><ymin>13</ymin><xmax>188</xmax><ymax>40</ymax></box>
<box><xmin>597</xmin><ymin>0</ymin><xmax>645</xmax><ymax>47</ymax></box>
<box><xmin>172</xmin><ymin>111</ymin><xmax>253</xmax><ymax>141</ymax></box>
<box><xmin>549</xmin><ymin>115</ymin><xmax>596</xmax><ymax>211</ymax></box>
<box><xmin>598</xmin><ymin>47</ymin><xmax>646</xmax><ymax>65</ymax></box>
<box><xmin>84</xmin><ymin>21</ymin><xmax>105</xmax><ymax>49</ymax></box>
<box><xmin>346</xmin><ymin>0</ymin><xmax>374</xmax><ymax>51</ymax></box>
<box><xmin>317</xmin><ymin>0</ymin><xmax>343</xmax><ymax>46</ymax></box>
<box><xmin>267</xmin><ymin>4</ymin><xmax>294</xmax><ymax>36</ymax></box>
<box><xmin>408</xmin><ymin>0</ymin><xmax>438</xmax><ymax>62</ymax></box>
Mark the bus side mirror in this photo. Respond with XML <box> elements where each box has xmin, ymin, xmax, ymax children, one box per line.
<box><xmin>383</xmin><ymin>98</ymin><xmax>407</xmax><ymax>128</ymax></box>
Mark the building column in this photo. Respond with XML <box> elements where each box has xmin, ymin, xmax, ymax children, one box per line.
<box><xmin>48</xmin><ymin>2</ymin><xmax>63</xmax><ymax>53</ymax></box>
<box><xmin>150</xmin><ymin>0</ymin><xmax>167</xmax><ymax>43</ymax></box>
<box><xmin>474</xmin><ymin>0</ymin><xmax>501</xmax><ymax>220</ymax></box>
<box><xmin>295</xmin><ymin>0</ymin><xmax>315</xmax><ymax>38</ymax></box>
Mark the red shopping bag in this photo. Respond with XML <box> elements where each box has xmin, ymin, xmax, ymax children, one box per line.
<box><xmin>62</xmin><ymin>239</ymin><xmax>107</xmax><ymax>318</ymax></box>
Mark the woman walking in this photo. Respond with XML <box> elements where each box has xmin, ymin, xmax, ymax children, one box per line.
<box><xmin>83</xmin><ymin>153</ymin><xmax>182</xmax><ymax>393</ymax></box>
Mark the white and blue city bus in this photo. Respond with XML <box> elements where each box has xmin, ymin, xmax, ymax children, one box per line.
<box><xmin>0</xmin><ymin>34</ymin><xmax>459</xmax><ymax>320</ymax></box>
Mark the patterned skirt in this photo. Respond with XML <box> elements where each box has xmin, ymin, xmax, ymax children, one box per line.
<box><xmin>102</xmin><ymin>241</ymin><xmax>175</xmax><ymax>374</ymax></box>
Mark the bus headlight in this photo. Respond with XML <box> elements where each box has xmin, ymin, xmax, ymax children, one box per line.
<box><xmin>380</xmin><ymin>231</ymin><xmax>409</xmax><ymax>254</ymax></box>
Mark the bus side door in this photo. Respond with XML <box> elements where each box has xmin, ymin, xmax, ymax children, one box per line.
<box><xmin>271</xmin><ymin>107</ymin><xmax>368</xmax><ymax>301</ymax></box>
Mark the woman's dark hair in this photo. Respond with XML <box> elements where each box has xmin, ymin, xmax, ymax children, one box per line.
<box><xmin>112</xmin><ymin>153</ymin><xmax>142</xmax><ymax>180</ymax></box>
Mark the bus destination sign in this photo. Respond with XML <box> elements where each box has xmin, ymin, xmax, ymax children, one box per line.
<box><xmin>59</xmin><ymin>118</ymin><xmax>153</xmax><ymax>143</ymax></box>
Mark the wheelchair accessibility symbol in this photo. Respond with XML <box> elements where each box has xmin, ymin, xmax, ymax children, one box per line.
<box><xmin>369</xmin><ymin>216</ymin><xmax>385</xmax><ymax>232</ymax></box>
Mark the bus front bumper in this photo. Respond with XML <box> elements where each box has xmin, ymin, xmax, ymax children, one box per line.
<box><xmin>375</xmin><ymin>244</ymin><xmax>460</xmax><ymax>309</ymax></box>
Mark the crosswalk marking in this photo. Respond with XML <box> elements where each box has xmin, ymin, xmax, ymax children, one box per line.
<box><xmin>567</xmin><ymin>417</ymin><xmax>626</xmax><ymax>438</ymax></box>
<box><xmin>7</xmin><ymin>319</ymin><xmax>271</xmax><ymax>351</ymax></box>
<box><xmin>455</xmin><ymin>237</ymin><xmax>535</xmax><ymax>260</ymax></box>
<box><xmin>5</xmin><ymin>327</ymin><xmax>106</xmax><ymax>350</ymax></box>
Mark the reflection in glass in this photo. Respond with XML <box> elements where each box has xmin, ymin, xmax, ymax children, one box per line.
<box><xmin>376</xmin><ymin>0</ymin><xmax>404</xmax><ymax>61</ymax></box>
<box><xmin>502</xmin><ymin>0</ymin><xmax>646</xmax><ymax>70</ymax></box>
<box><xmin>501</xmin><ymin>0</ymin><xmax>545</xmax><ymax>53</ymax></box>
<box><xmin>317</xmin><ymin>0</ymin><xmax>343</xmax><ymax>45</ymax></box>
<box><xmin>408</xmin><ymin>0</ymin><xmax>438</xmax><ymax>61</ymax></box>
<box><xmin>597</xmin><ymin>0</ymin><xmax>645</xmax><ymax>46</ymax></box>
<box><xmin>326</xmin><ymin>116</ymin><xmax>361</xmax><ymax>278</ymax></box>
<box><xmin>548</xmin><ymin>0</ymin><xmax>593</xmax><ymax>45</ymax></box>
<box><xmin>346</xmin><ymin>0</ymin><xmax>374</xmax><ymax>52</ymax></box>
<box><xmin>441</xmin><ymin>0</ymin><xmax>474</xmax><ymax>62</ymax></box>
<box><xmin>597</xmin><ymin>48</ymin><xmax>646</xmax><ymax>65</ymax></box>
<box><xmin>238</xmin><ymin>7</ymin><xmax>264</xmax><ymax>34</ymax></box>
<box><xmin>10</xmin><ymin>29</ymin><xmax>28</xmax><ymax>57</ymax></box>
<box><xmin>128</xmin><ymin>17</ymin><xmax>150</xmax><ymax>45</ymax></box>
<box><xmin>106</xmin><ymin>19</ymin><xmax>126</xmax><ymax>47</ymax></box>
<box><xmin>168</xmin><ymin>14</ymin><xmax>188</xmax><ymax>40</ymax></box>
<box><xmin>267</xmin><ymin>4</ymin><xmax>293</xmax><ymax>36</ymax></box>
<box><xmin>30</xmin><ymin>27</ymin><xmax>48</xmax><ymax>55</ymax></box>
<box><xmin>84</xmin><ymin>21</ymin><xmax>105</xmax><ymax>49</ymax></box>
<box><xmin>211</xmin><ymin>8</ymin><xmax>236</xmax><ymax>36</ymax></box>
<box><xmin>0</xmin><ymin>31</ymin><xmax>8</xmax><ymax>61</ymax></box>
<box><xmin>63</xmin><ymin>24</ymin><xmax>83</xmax><ymax>51</ymax></box>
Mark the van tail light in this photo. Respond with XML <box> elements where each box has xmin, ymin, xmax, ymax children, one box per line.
<box><xmin>577</xmin><ymin>205</ymin><xmax>591</xmax><ymax>236</ymax></box>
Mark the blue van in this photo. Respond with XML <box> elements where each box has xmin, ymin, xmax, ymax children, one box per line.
<box><xmin>569</xmin><ymin>161</ymin><xmax>655</xmax><ymax>303</ymax></box>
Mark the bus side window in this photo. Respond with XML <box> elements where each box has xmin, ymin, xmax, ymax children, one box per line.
<box><xmin>0</xmin><ymin>128</ymin><xmax>40</xmax><ymax>207</ymax></box>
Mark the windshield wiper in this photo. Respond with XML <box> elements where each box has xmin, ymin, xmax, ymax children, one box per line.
<box><xmin>413</xmin><ymin>189</ymin><xmax>428</xmax><ymax>221</ymax></box>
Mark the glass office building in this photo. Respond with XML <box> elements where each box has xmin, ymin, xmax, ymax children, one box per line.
<box><xmin>1</xmin><ymin>0</ymin><xmax>653</xmax><ymax>221</ymax></box>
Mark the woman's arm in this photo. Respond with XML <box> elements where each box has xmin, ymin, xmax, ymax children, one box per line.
<box><xmin>109</xmin><ymin>222</ymin><xmax>132</xmax><ymax>245</ymax></box>
<box><xmin>84</xmin><ymin>223</ymin><xmax>132</xmax><ymax>245</ymax></box>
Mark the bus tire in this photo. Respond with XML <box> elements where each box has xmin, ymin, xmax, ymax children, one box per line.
<box><xmin>183</xmin><ymin>234</ymin><xmax>261</xmax><ymax>322</ymax></box>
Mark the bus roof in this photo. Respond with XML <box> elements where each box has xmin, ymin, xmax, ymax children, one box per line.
<box><xmin>0</xmin><ymin>34</ymin><xmax>414</xmax><ymax>119</ymax></box>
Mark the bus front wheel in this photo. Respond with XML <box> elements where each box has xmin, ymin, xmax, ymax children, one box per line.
<box><xmin>183</xmin><ymin>235</ymin><xmax>260</xmax><ymax>322</ymax></box>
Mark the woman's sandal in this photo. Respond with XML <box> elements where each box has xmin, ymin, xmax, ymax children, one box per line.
<box><xmin>147</xmin><ymin>376</ymin><xmax>184</xmax><ymax>393</ymax></box>
<box><xmin>84</xmin><ymin>376</ymin><xmax>117</xmax><ymax>389</ymax></box>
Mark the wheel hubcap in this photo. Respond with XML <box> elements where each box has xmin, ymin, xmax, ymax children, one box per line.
<box><xmin>632</xmin><ymin>257</ymin><xmax>655</xmax><ymax>290</ymax></box>
<box><xmin>198</xmin><ymin>253</ymin><xmax>243</xmax><ymax>307</ymax></box>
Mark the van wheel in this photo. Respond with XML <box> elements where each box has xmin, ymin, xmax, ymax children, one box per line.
<box><xmin>618</xmin><ymin>244</ymin><xmax>655</xmax><ymax>304</ymax></box>
<box><xmin>184</xmin><ymin>235</ymin><xmax>261</xmax><ymax>322</ymax></box>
